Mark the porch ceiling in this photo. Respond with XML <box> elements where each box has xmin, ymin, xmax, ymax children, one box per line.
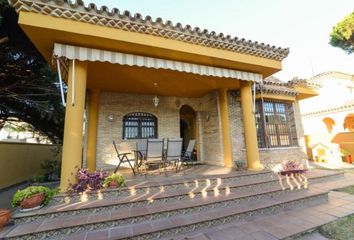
<box><xmin>87</xmin><ymin>62</ymin><xmax>240</xmax><ymax>97</ymax></box>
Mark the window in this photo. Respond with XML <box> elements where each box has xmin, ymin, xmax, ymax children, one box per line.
<box><xmin>255</xmin><ymin>100</ymin><xmax>298</xmax><ymax>148</ymax></box>
<box><xmin>123</xmin><ymin>112</ymin><xmax>157</xmax><ymax>139</ymax></box>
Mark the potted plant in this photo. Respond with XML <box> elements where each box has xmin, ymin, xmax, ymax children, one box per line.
<box><xmin>0</xmin><ymin>209</ymin><xmax>10</xmax><ymax>231</ymax></box>
<box><xmin>103</xmin><ymin>173</ymin><xmax>127</xmax><ymax>188</ymax></box>
<box><xmin>70</xmin><ymin>169</ymin><xmax>108</xmax><ymax>193</ymax></box>
<box><xmin>12</xmin><ymin>186</ymin><xmax>59</xmax><ymax>211</ymax></box>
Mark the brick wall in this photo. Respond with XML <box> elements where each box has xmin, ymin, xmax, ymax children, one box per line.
<box><xmin>94</xmin><ymin>91</ymin><xmax>223</xmax><ymax>170</ymax></box>
<box><xmin>228</xmin><ymin>93</ymin><xmax>247</xmax><ymax>164</ymax></box>
<box><xmin>228</xmin><ymin>92</ymin><xmax>307</xmax><ymax>169</ymax></box>
<box><xmin>90</xmin><ymin>90</ymin><xmax>307</xmax><ymax>170</ymax></box>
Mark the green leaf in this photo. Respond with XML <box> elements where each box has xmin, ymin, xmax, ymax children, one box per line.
<box><xmin>330</xmin><ymin>12</ymin><xmax>354</xmax><ymax>54</ymax></box>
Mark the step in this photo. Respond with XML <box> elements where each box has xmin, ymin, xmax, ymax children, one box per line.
<box><xmin>9</xmin><ymin>186</ymin><xmax>301</xmax><ymax>236</ymax></box>
<box><xmin>167</xmin><ymin>173</ymin><xmax>354</xmax><ymax>240</ymax></box>
<box><xmin>169</xmin><ymin>183</ymin><xmax>354</xmax><ymax>240</ymax></box>
<box><xmin>12</xmin><ymin>169</ymin><xmax>342</xmax><ymax>224</ymax></box>
<box><xmin>50</xmin><ymin>170</ymin><xmax>274</xmax><ymax>205</ymax></box>
<box><xmin>12</xmin><ymin>175</ymin><xmax>277</xmax><ymax>224</ymax></box>
<box><xmin>2</xmin><ymin>170</ymin><xmax>342</xmax><ymax>239</ymax></box>
<box><xmin>72</xmin><ymin>190</ymin><xmax>329</xmax><ymax>240</ymax></box>
<box><xmin>4</xmin><ymin>188</ymin><xmax>329</xmax><ymax>240</ymax></box>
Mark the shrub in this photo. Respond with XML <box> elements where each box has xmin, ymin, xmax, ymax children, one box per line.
<box><xmin>29</xmin><ymin>174</ymin><xmax>46</xmax><ymax>183</ymax></box>
<box><xmin>234</xmin><ymin>160</ymin><xmax>247</xmax><ymax>171</ymax></box>
<box><xmin>29</xmin><ymin>160</ymin><xmax>61</xmax><ymax>183</ymax></box>
<box><xmin>40</xmin><ymin>160</ymin><xmax>61</xmax><ymax>181</ymax></box>
<box><xmin>103</xmin><ymin>173</ymin><xmax>127</xmax><ymax>188</ymax></box>
<box><xmin>12</xmin><ymin>186</ymin><xmax>59</xmax><ymax>207</ymax></box>
<box><xmin>69</xmin><ymin>169</ymin><xmax>108</xmax><ymax>193</ymax></box>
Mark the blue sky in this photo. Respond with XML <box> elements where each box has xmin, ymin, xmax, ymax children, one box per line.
<box><xmin>91</xmin><ymin>0</ymin><xmax>354</xmax><ymax>80</ymax></box>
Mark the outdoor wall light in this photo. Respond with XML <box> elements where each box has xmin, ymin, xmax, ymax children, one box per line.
<box><xmin>153</xmin><ymin>82</ymin><xmax>159</xmax><ymax>107</ymax></box>
<box><xmin>153</xmin><ymin>95</ymin><xmax>159</xmax><ymax>107</ymax></box>
<box><xmin>107</xmin><ymin>114</ymin><xmax>115</xmax><ymax>122</ymax></box>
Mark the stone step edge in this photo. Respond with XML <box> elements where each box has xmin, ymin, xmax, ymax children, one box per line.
<box><xmin>51</xmin><ymin>170</ymin><xmax>343</xmax><ymax>204</ymax></box>
<box><xmin>12</xmin><ymin>170</ymin><xmax>342</xmax><ymax>222</ymax></box>
<box><xmin>13</xmin><ymin>174</ymin><xmax>280</xmax><ymax>220</ymax></box>
<box><xmin>48</xmin><ymin>170</ymin><xmax>342</xmax><ymax>207</ymax></box>
<box><xmin>124</xmin><ymin>169</ymin><xmax>272</xmax><ymax>188</ymax></box>
<box><xmin>14</xmin><ymin>184</ymin><xmax>300</xmax><ymax>232</ymax></box>
<box><xmin>6</xmin><ymin>189</ymin><xmax>328</xmax><ymax>239</ymax></box>
<box><xmin>115</xmin><ymin>191</ymin><xmax>329</xmax><ymax>240</ymax></box>
<box><xmin>51</xmin><ymin>170</ymin><xmax>273</xmax><ymax>201</ymax></box>
<box><xmin>12</xmin><ymin>177</ymin><xmax>287</xmax><ymax>224</ymax></box>
<box><xmin>166</xmin><ymin>202</ymin><xmax>333</xmax><ymax>240</ymax></box>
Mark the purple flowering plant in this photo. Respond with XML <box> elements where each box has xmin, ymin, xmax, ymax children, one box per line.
<box><xmin>69</xmin><ymin>168</ymin><xmax>108</xmax><ymax>193</ymax></box>
<box><xmin>280</xmin><ymin>161</ymin><xmax>307</xmax><ymax>176</ymax></box>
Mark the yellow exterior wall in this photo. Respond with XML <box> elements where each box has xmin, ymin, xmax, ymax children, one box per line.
<box><xmin>294</xmin><ymin>86</ymin><xmax>318</xmax><ymax>100</ymax></box>
<box><xmin>240</xmin><ymin>82</ymin><xmax>263</xmax><ymax>170</ymax></box>
<box><xmin>18</xmin><ymin>12</ymin><xmax>282</xmax><ymax>77</ymax></box>
<box><xmin>60</xmin><ymin>61</ymin><xmax>87</xmax><ymax>192</ymax></box>
<box><xmin>255</xmin><ymin>93</ymin><xmax>296</xmax><ymax>102</ymax></box>
<box><xmin>86</xmin><ymin>90</ymin><xmax>100</xmax><ymax>172</ymax></box>
<box><xmin>0</xmin><ymin>142</ymin><xmax>61</xmax><ymax>189</ymax></box>
<box><xmin>218</xmin><ymin>89</ymin><xmax>233</xmax><ymax>167</ymax></box>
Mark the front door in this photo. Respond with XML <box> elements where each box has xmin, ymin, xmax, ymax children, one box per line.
<box><xmin>179</xmin><ymin>105</ymin><xmax>196</xmax><ymax>155</ymax></box>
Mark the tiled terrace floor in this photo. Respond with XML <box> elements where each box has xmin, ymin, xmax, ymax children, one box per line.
<box><xmin>118</xmin><ymin>164</ymin><xmax>235</xmax><ymax>182</ymax></box>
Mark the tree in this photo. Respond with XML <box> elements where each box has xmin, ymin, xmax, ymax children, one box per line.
<box><xmin>0</xmin><ymin>0</ymin><xmax>64</xmax><ymax>143</ymax></box>
<box><xmin>329</xmin><ymin>11</ymin><xmax>354</xmax><ymax>54</ymax></box>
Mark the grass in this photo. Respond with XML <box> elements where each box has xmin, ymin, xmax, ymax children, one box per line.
<box><xmin>318</xmin><ymin>214</ymin><xmax>354</xmax><ymax>240</ymax></box>
<box><xmin>314</xmin><ymin>185</ymin><xmax>354</xmax><ymax>240</ymax></box>
<box><xmin>335</xmin><ymin>185</ymin><xmax>354</xmax><ymax>195</ymax></box>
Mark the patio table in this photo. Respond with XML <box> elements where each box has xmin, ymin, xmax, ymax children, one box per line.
<box><xmin>132</xmin><ymin>150</ymin><xmax>144</xmax><ymax>172</ymax></box>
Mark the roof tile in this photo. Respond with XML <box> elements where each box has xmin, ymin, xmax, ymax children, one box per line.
<box><xmin>9</xmin><ymin>0</ymin><xmax>289</xmax><ymax>61</ymax></box>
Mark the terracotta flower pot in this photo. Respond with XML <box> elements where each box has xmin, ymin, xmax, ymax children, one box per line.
<box><xmin>109</xmin><ymin>181</ymin><xmax>118</xmax><ymax>188</ymax></box>
<box><xmin>0</xmin><ymin>209</ymin><xmax>10</xmax><ymax>231</ymax></box>
<box><xmin>20</xmin><ymin>193</ymin><xmax>45</xmax><ymax>209</ymax></box>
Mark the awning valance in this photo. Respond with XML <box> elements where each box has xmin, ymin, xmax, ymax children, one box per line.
<box><xmin>53</xmin><ymin>43</ymin><xmax>262</xmax><ymax>82</ymax></box>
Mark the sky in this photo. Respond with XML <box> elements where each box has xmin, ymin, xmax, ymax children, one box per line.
<box><xmin>90</xmin><ymin>0</ymin><xmax>354</xmax><ymax>80</ymax></box>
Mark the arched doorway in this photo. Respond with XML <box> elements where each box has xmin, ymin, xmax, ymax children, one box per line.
<box><xmin>179</xmin><ymin>105</ymin><xmax>196</xmax><ymax>154</ymax></box>
<box><xmin>344</xmin><ymin>113</ymin><xmax>354</xmax><ymax>132</ymax></box>
<box><xmin>322</xmin><ymin>117</ymin><xmax>335</xmax><ymax>133</ymax></box>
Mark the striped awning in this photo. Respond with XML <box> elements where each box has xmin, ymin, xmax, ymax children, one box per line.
<box><xmin>53</xmin><ymin>43</ymin><xmax>262</xmax><ymax>82</ymax></box>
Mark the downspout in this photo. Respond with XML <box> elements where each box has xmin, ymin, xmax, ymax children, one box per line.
<box><xmin>252</xmin><ymin>82</ymin><xmax>256</xmax><ymax>113</ymax></box>
<box><xmin>56</xmin><ymin>58</ymin><xmax>66</xmax><ymax>107</ymax></box>
<box><xmin>71</xmin><ymin>59</ymin><xmax>76</xmax><ymax>106</ymax></box>
<box><xmin>260</xmin><ymin>79</ymin><xmax>268</xmax><ymax>148</ymax></box>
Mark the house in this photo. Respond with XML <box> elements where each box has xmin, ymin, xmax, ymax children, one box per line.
<box><xmin>298</xmin><ymin>71</ymin><xmax>354</xmax><ymax>163</ymax></box>
<box><xmin>9</xmin><ymin>0</ymin><xmax>317</xmax><ymax>191</ymax></box>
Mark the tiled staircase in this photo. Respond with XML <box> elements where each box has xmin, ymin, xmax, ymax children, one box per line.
<box><xmin>0</xmin><ymin>169</ymin><xmax>344</xmax><ymax>240</ymax></box>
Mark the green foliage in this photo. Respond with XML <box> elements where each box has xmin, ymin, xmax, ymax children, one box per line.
<box><xmin>103</xmin><ymin>173</ymin><xmax>127</xmax><ymax>188</ymax></box>
<box><xmin>29</xmin><ymin>174</ymin><xmax>46</xmax><ymax>183</ymax></box>
<box><xmin>336</xmin><ymin>185</ymin><xmax>354</xmax><ymax>195</ymax></box>
<box><xmin>330</xmin><ymin>11</ymin><xmax>354</xmax><ymax>54</ymax></box>
<box><xmin>40</xmin><ymin>160</ymin><xmax>61</xmax><ymax>181</ymax></box>
<box><xmin>0</xmin><ymin>0</ymin><xmax>64</xmax><ymax>142</ymax></box>
<box><xmin>319</xmin><ymin>214</ymin><xmax>354</xmax><ymax>239</ymax></box>
<box><xmin>234</xmin><ymin>160</ymin><xmax>247</xmax><ymax>171</ymax></box>
<box><xmin>11</xmin><ymin>186</ymin><xmax>59</xmax><ymax>207</ymax></box>
<box><xmin>29</xmin><ymin>160</ymin><xmax>61</xmax><ymax>183</ymax></box>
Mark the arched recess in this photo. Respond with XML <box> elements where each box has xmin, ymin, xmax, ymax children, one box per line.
<box><xmin>322</xmin><ymin>117</ymin><xmax>335</xmax><ymax>133</ymax></box>
<box><xmin>122</xmin><ymin>112</ymin><xmax>157</xmax><ymax>139</ymax></box>
<box><xmin>344</xmin><ymin>113</ymin><xmax>354</xmax><ymax>132</ymax></box>
<box><xmin>179</xmin><ymin>105</ymin><xmax>197</xmax><ymax>153</ymax></box>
